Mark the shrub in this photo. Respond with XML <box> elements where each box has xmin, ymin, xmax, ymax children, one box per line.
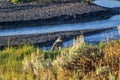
<box><xmin>81</xmin><ymin>0</ymin><xmax>93</xmax><ymax>4</ymax></box>
<box><xmin>11</xmin><ymin>0</ymin><xmax>37</xmax><ymax>4</ymax></box>
<box><xmin>11</xmin><ymin>0</ymin><xmax>19</xmax><ymax>4</ymax></box>
<box><xmin>44</xmin><ymin>51</ymin><xmax>59</xmax><ymax>60</ymax></box>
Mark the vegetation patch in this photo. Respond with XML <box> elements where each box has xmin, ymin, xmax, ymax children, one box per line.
<box><xmin>0</xmin><ymin>40</ymin><xmax>119</xmax><ymax>80</ymax></box>
<box><xmin>10</xmin><ymin>0</ymin><xmax>93</xmax><ymax>4</ymax></box>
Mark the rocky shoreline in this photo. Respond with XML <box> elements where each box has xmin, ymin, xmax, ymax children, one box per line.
<box><xmin>0</xmin><ymin>1</ymin><xmax>119</xmax><ymax>29</ymax></box>
<box><xmin>0</xmin><ymin>1</ymin><xmax>119</xmax><ymax>48</ymax></box>
<box><xmin>0</xmin><ymin>27</ymin><xmax>115</xmax><ymax>48</ymax></box>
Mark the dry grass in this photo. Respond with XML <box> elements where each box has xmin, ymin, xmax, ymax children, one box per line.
<box><xmin>63</xmin><ymin>40</ymin><xmax>120</xmax><ymax>80</ymax></box>
<box><xmin>0</xmin><ymin>39</ymin><xmax>120</xmax><ymax>80</ymax></box>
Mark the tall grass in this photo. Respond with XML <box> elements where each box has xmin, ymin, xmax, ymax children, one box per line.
<box><xmin>0</xmin><ymin>39</ymin><xmax>120</xmax><ymax>80</ymax></box>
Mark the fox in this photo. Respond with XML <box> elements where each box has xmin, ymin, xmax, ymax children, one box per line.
<box><xmin>51</xmin><ymin>37</ymin><xmax>63</xmax><ymax>51</ymax></box>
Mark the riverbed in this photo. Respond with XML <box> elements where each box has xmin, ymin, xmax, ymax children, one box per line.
<box><xmin>0</xmin><ymin>0</ymin><xmax>120</xmax><ymax>48</ymax></box>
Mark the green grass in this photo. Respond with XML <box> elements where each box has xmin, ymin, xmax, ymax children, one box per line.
<box><xmin>11</xmin><ymin>0</ymin><xmax>93</xmax><ymax>4</ymax></box>
<box><xmin>0</xmin><ymin>40</ymin><xmax>120</xmax><ymax>80</ymax></box>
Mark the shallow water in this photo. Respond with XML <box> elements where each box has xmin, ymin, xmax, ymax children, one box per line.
<box><xmin>0</xmin><ymin>0</ymin><xmax>120</xmax><ymax>48</ymax></box>
<box><xmin>93</xmin><ymin>0</ymin><xmax>120</xmax><ymax>8</ymax></box>
<box><xmin>63</xmin><ymin>28</ymin><xmax>120</xmax><ymax>47</ymax></box>
<box><xmin>0</xmin><ymin>0</ymin><xmax>120</xmax><ymax>36</ymax></box>
<box><xmin>0</xmin><ymin>15</ymin><xmax>120</xmax><ymax>36</ymax></box>
<box><xmin>42</xmin><ymin>28</ymin><xmax>120</xmax><ymax>50</ymax></box>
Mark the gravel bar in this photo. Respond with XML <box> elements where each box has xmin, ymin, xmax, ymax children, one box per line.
<box><xmin>0</xmin><ymin>27</ymin><xmax>115</xmax><ymax>47</ymax></box>
<box><xmin>0</xmin><ymin>1</ymin><xmax>118</xmax><ymax>28</ymax></box>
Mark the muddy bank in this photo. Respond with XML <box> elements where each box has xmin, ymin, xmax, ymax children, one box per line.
<box><xmin>0</xmin><ymin>27</ymin><xmax>115</xmax><ymax>47</ymax></box>
<box><xmin>0</xmin><ymin>1</ymin><xmax>118</xmax><ymax>29</ymax></box>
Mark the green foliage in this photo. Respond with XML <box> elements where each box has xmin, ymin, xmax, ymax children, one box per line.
<box><xmin>11</xmin><ymin>0</ymin><xmax>37</xmax><ymax>4</ymax></box>
<box><xmin>0</xmin><ymin>45</ymin><xmax>35</xmax><ymax>73</ymax></box>
<box><xmin>0</xmin><ymin>47</ymin><xmax>16</xmax><ymax>64</ymax></box>
<box><xmin>98</xmin><ymin>41</ymin><xmax>104</xmax><ymax>48</ymax></box>
<box><xmin>109</xmin><ymin>72</ymin><xmax>115</xmax><ymax>80</ymax></box>
<box><xmin>11</xmin><ymin>0</ymin><xmax>93</xmax><ymax>4</ymax></box>
<box><xmin>81</xmin><ymin>0</ymin><xmax>93</xmax><ymax>4</ymax></box>
<box><xmin>44</xmin><ymin>51</ymin><xmax>59</xmax><ymax>60</ymax></box>
<box><xmin>11</xmin><ymin>0</ymin><xmax>19</xmax><ymax>4</ymax></box>
<box><xmin>15</xmin><ymin>45</ymin><xmax>35</xmax><ymax>60</ymax></box>
<box><xmin>0</xmin><ymin>40</ymin><xmax>119</xmax><ymax>79</ymax></box>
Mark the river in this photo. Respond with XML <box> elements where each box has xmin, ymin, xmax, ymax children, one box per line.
<box><xmin>0</xmin><ymin>0</ymin><xmax>120</xmax><ymax>48</ymax></box>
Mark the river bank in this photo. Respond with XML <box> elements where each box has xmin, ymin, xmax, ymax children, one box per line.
<box><xmin>0</xmin><ymin>27</ymin><xmax>115</xmax><ymax>47</ymax></box>
<box><xmin>0</xmin><ymin>1</ymin><xmax>118</xmax><ymax>29</ymax></box>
